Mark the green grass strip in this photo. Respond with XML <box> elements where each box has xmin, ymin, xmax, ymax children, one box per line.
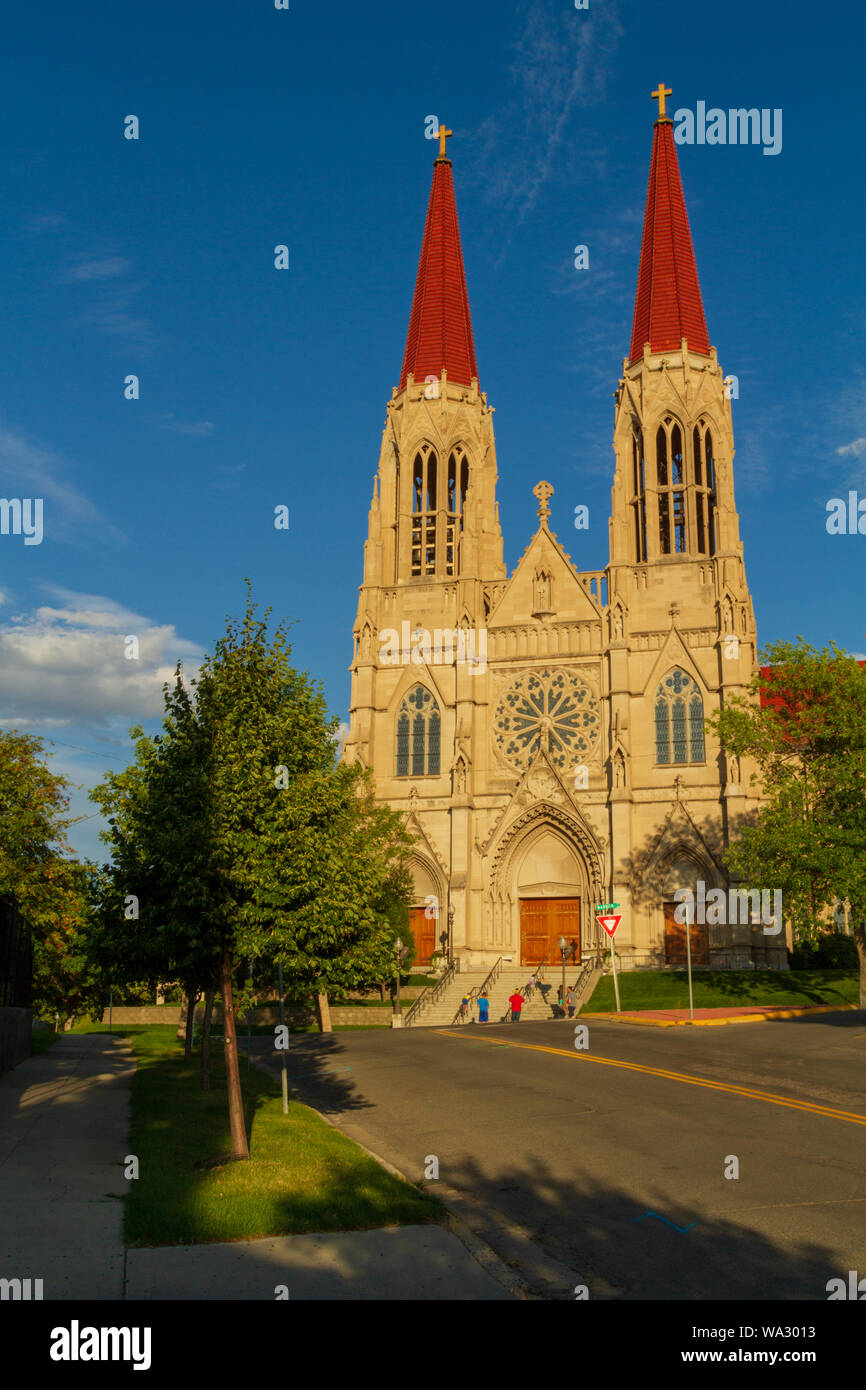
<box><xmin>79</xmin><ymin>1024</ymin><xmax>441</xmax><ymax>1247</ymax></box>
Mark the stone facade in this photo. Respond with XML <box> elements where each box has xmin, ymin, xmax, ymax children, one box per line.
<box><xmin>344</xmin><ymin>125</ymin><xmax>784</xmax><ymax>974</ymax></box>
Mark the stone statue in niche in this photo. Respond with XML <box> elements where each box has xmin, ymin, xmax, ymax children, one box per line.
<box><xmin>614</xmin><ymin>610</ymin><xmax>623</xmax><ymax>640</ymax></box>
<box><xmin>728</xmin><ymin>755</ymin><xmax>740</xmax><ymax>784</ymax></box>
<box><xmin>454</xmin><ymin>760</ymin><xmax>467</xmax><ymax>794</ymax></box>
<box><xmin>534</xmin><ymin>571</ymin><xmax>551</xmax><ymax>612</ymax></box>
<box><xmin>361</xmin><ymin>626</ymin><xmax>372</xmax><ymax>658</ymax></box>
<box><xmin>614</xmin><ymin>752</ymin><xmax>625</xmax><ymax>788</ymax></box>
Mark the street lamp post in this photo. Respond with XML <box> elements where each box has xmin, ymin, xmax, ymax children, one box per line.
<box><xmin>559</xmin><ymin>935</ymin><xmax>567</xmax><ymax>1014</ymax></box>
<box><xmin>394</xmin><ymin>936</ymin><xmax>409</xmax><ymax>1016</ymax></box>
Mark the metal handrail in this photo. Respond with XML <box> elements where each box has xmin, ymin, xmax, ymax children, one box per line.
<box><xmin>478</xmin><ymin>956</ymin><xmax>503</xmax><ymax>1001</ymax></box>
<box><xmin>404</xmin><ymin>959</ymin><xmax>457</xmax><ymax>1026</ymax></box>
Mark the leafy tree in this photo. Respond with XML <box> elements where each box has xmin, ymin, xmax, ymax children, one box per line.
<box><xmin>91</xmin><ymin>586</ymin><xmax>415</xmax><ymax>1159</ymax></box>
<box><xmin>30</xmin><ymin>860</ymin><xmax>107</xmax><ymax>1029</ymax></box>
<box><xmin>0</xmin><ymin>728</ymin><xmax>72</xmax><ymax>929</ymax></box>
<box><xmin>710</xmin><ymin>639</ymin><xmax>866</xmax><ymax>1006</ymax></box>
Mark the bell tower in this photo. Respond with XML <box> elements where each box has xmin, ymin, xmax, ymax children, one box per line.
<box><xmin>345</xmin><ymin>132</ymin><xmax>506</xmax><ymax>965</ymax></box>
<box><xmin>608</xmin><ymin>84</ymin><xmax>756</xmax><ymax>681</ymax></box>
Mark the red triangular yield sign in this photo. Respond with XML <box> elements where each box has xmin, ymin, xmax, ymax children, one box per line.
<box><xmin>596</xmin><ymin>913</ymin><xmax>621</xmax><ymax>938</ymax></box>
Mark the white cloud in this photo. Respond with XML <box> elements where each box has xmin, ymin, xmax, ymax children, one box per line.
<box><xmin>836</xmin><ymin>437</ymin><xmax>866</xmax><ymax>458</ymax></box>
<box><xmin>0</xmin><ymin>590</ymin><xmax>203</xmax><ymax>727</ymax></box>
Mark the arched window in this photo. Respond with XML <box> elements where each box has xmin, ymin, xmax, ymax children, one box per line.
<box><xmin>445</xmin><ymin>446</ymin><xmax>470</xmax><ymax>577</ymax></box>
<box><xmin>692</xmin><ymin>421</ymin><xmax>717</xmax><ymax>555</ymax></box>
<box><xmin>657</xmin><ymin>418</ymin><xmax>686</xmax><ymax>554</ymax></box>
<box><xmin>396</xmin><ymin>686</ymin><xmax>441</xmax><ymax>777</ymax></box>
<box><xmin>411</xmin><ymin>445</ymin><xmax>438</xmax><ymax>577</ymax></box>
<box><xmin>631</xmin><ymin>428</ymin><xmax>647</xmax><ymax>562</ymax></box>
<box><xmin>654</xmin><ymin>669</ymin><xmax>705</xmax><ymax>765</ymax></box>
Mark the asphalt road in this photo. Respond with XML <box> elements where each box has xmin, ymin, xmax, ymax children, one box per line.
<box><xmin>248</xmin><ymin>1011</ymin><xmax>866</xmax><ymax>1300</ymax></box>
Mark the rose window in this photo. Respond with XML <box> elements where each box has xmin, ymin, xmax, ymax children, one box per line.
<box><xmin>493</xmin><ymin>669</ymin><xmax>600</xmax><ymax>771</ymax></box>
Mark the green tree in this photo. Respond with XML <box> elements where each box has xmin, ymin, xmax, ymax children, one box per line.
<box><xmin>91</xmin><ymin>586</ymin><xmax>415</xmax><ymax>1159</ymax></box>
<box><xmin>0</xmin><ymin>728</ymin><xmax>72</xmax><ymax>929</ymax></box>
<box><xmin>710</xmin><ymin>639</ymin><xmax>866</xmax><ymax>1006</ymax></box>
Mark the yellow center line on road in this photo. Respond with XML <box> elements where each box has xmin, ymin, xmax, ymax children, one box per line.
<box><xmin>433</xmin><ymin>1030</ymin><xmax>866</xmax><ymax>1127</ymax></box>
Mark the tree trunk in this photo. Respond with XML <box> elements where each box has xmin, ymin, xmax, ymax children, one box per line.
<box><xmin>855</xmin><ymin>925</ymin><xmax>866</xmax><ymax>1010</ymax></box>
<box><xmin>200</xmin><ymin>989</ymin><xmax>215</xmax><ymax>1090</ymax></box>
<box><xmin>221</xmin><ymin>945</ymin><xmax>250</xmax><ymax>1160</ymax></box>
<box><xmin>378</xmin><ymin>981</ymin><xmax>387</xmax><ymax>1003</ymax></box>
<box><xmin>316</xmin><ymin>991</ymin><xmax>332</xmax><ymax>1033</ymax></box>
<box><xmin>183</xmin><ymin>990</ymin><xmax>196</xmax><ymax>1061</ymax></box>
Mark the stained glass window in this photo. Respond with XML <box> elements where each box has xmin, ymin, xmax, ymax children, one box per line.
<box><xmin>654</xmin><ymin>669</ymin><xmax>705</xmax><ymax>765</ymax></box>
<box><xmin>396</xmin><ymin>686</ymin><xmax>441</xmax><ymax>778</ymax></box>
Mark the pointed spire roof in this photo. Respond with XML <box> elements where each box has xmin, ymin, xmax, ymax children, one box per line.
<box><xmin>399</xmin><ymin>149</ymin><xmax>478</xmax><ymax>392</ymax></box>
<box><xmin>629</xmin><ymin>101</ymin><xmax>710</xmax><ymax>363</ymax></box>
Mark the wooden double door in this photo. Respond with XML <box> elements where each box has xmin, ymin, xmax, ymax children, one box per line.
<box><xmin>410</xmin><ymin>906</ymin><xmax>438</xmax><ymax>967</ymax></box>
<box><xmin>520</xmin><ymin>897</ymin><xmax>581</xmax><ymax>968</ymax></box>
<box><xmin>663</xmin><ymin>902</ymin><xmax>710</xmax><ymax>965</ymax></box>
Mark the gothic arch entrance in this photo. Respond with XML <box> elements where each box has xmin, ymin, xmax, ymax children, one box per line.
<box><xmin>516</xmin><ymin>830</ymin><xmax>583</xmax><ymax>966</ymax></box>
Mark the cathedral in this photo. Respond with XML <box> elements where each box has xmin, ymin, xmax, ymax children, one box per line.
<box><xmin>345</xmin><ymin>94</ymin><xmax>784</xmax><ymax>976</ymax></box>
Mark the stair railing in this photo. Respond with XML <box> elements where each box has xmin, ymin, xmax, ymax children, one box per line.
<box><xmin>404</xmin><ymin>959</ymin><xmax>457</xmax><ymax>1027</ymax></box>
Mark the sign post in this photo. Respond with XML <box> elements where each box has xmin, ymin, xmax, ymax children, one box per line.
<box><xmin>594</xmin><ymin>903</ymin><xmax>622</xmax><ymax>1014</ymax></box>
<box><xmin>684</xmin><ymin>901</ymin><xmax>695</xmax><ymax>1022</ymax></box>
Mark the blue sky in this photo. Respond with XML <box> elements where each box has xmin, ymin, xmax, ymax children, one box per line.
<box><xmin>1</xmin><ymin>0</ymin><xmax>864</xmax><ymax>862</ymax></box>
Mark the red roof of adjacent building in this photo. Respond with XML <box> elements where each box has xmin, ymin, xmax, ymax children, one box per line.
<box><xmin>629</xmin><ymin>119</ymin><xmax>710</xmax><ymax>363</ymax></box>
<box><xmin>399</xmin><ymin>157</ymin><xmax>478</xmax><ymax>392</ymax></box>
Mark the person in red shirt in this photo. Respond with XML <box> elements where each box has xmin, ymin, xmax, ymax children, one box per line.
<box><xmin>508</xmin><ymin>990</ymin><xmax>525</xmax><ymax>1022</ymax></box>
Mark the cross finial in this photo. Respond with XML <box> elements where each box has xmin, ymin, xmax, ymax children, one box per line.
<box><xmin>437</xmin><ymin>123</ymin><xmax>454</xmax><ymax>160</ymax></box>
<box><xmin>651</xmin><ymin>83</ymin><xmax>672</xmax><ymax>121</ymax></box>
<box><xmin>669</xmin><ymin>602</ymin><xmax>680</xmax><ymax>625</ymax></box>
<box><xmin>533</xmin><ymin>480</ymin><xmax>554</xmax><ymax>523</ymax></box>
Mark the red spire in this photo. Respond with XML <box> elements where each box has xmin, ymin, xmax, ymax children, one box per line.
<box><xmin>399</xmin><ymin>155</ymin><xmax>478</xmax><ymax>392</ymax></box>
<box><xmin>629</xmin><ymin>116</ymin><xmax>710</xmax><ymax>363</ymax></box>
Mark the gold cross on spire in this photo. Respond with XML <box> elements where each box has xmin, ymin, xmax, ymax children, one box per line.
<box><xmin>533</xmin><ymin>480</ymin><xmax>554</xmax><ymax>523</ymax></box>
<box><xmin>651</xmin><ymin>82</ymin><xmax>672</xmax><ymax>120</ymax></box>
<box><xmin>438</xmin><ymin>123</ymin><xmax>453</xmax><ymax>160</ymax></box>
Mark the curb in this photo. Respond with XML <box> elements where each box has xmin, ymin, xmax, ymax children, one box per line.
<box><xmin>586</xmin><ymin>1003</ymin><xmax>857</xmax><ymax>1028</ymax></box>
<box><xmin>241</xmin><ymin>1044</ymin><xmax>536</xmax><ymax>1300</ymax></box>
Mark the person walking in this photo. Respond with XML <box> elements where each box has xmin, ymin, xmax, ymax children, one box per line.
<box><xmin>556</xmin><ymin>985</ymin><xmax>564</xmax><ymax>1017</ymax></box>
<box><xmin>565</xmin><ymin>985</ymin><xmax>576</xmax><ymax>1019</ymax></box>
<box><xmin>508</xmin><ymin>989</ymin><xmax>525</xmax><ymax>1023</ymax></box>
<box><xmin>477</xmin><ymin>991</ymin><xmax>489</xmax><ymax>1024</ymax></box>
<box><xmin>525</xmin><ymin>973</ymin><xmax>536</xmax><ymax>1001</ymax></box>
<box><xmin>459</xmin><ymin>994</ymin><xmax>470</xmax><ymax>1023</ymax></box>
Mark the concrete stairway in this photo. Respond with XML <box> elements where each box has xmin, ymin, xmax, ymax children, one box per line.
<box><xmin>405</xmin><ymin>964</ymin><xmax>601</xmax><ymax>1028</ymax></box>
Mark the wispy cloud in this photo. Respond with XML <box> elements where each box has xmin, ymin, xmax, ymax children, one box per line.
<box><xmin>23</xmin><ymin>211</ymin><xmax>67</xmax><ymax>233</ymax></box>
<box><xmin>0</xmin><ymin>422</ymin><xmax>125</xmax><ymax>545</ymax></box>
<box><xmin>474</xmin><ymin>1</ymin><xmax>623</xmax><ymax>238</ymax></box>
<box><xmin>154</xmin><ymin>413</ymin><xmax>216</xmax><ymax>438</ymax></box>
<box><xmin>62</xmin><ymin>257</ymin><xmax>130</xmax><ymax>282</ymax></box>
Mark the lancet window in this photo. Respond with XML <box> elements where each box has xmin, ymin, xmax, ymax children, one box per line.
<box><xmin>693</xmin><ymin>421</ymin><xmax>717</xmax><ymax>556</ymax></box>
<box><xmin>654</xmin><ymin>668</ymin><xmax>705</xmax><ymax>765</ymax></box>
<box><xmin>396</xmin><ymin>685</ymin><xmax>441</xmax><ymax>777</ymax></box>
<box><xmin>657</xmin><ymin>417</ymin><xmax>686</xmax><ymax>554</ymax></box>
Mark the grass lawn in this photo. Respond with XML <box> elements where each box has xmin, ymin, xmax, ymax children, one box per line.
<box><xmin>583</xmin><ymin>969</ymin><xmax>859</xmax><ymax>1013</ymax></box>
<box><xmin>73</xmin><ymin>1024</ymin><xmax>441</xmax><ymax>1246</ymax></box>
<box><xmin>29</xmin><ymin>1029</ymin><xmax>61</xmax><ymax>1057</ymax></box>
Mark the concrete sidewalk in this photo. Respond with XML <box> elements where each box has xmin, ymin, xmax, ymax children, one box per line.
<box><xmin>0</xmin><ymin>1034</ymin><xmax>513</xmax><ymax>1301</ymax></box>
<box><xmin>0</xmin><ymin>1033</ymin><xmax>133</xmax><ymax>1299</ymax></box>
